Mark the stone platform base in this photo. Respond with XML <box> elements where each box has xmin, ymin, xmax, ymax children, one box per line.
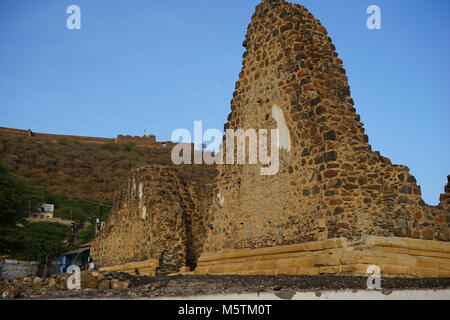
<box><xmin>99</xmin><ymin>259</ymin><xmax>159</xmax><ymax>276</ymax></box>
<box><xmin>195</xmin><ymin>237</ymin><xmax>450</xmax><ymax>278</ymax></box>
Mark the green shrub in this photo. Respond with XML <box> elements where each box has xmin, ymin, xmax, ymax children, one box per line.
<box><xmin>12</xmin><ymin>221</ymin><xmax>72</xmax><ymax>261</ymax></box>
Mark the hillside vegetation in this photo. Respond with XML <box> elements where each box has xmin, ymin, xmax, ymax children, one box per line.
<box><xmin>0</xmin><ymin>134</ymin><xmax>216</xmax><ymax>201</ymax></box>
<box><xmin>0</xmin><ymin>163</ymin><xmax>74</xmax><ymax>260</ymax></box>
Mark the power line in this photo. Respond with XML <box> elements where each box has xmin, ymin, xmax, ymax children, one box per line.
<box><xmin>64</xmin><ymin>199</ymin><xmax>113</xmax><ymax>208</ymax></box>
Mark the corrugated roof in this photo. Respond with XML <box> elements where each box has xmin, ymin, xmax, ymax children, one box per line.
<box><xmin>62</xmin><ymin>247</ymin><xmax>90</xmax><ymax>256</ymax></box>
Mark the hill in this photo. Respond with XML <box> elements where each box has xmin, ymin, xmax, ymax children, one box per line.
<box><xmin>0</xmin><ymin>130</ymin><xmax>216</xmax><ymax>202</ymax></box>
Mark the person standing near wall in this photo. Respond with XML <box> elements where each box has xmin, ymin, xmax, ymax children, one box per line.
<box><xmin>88</xmin><ymin>257</ymin><xmax>95</xmax><ymax>271</ymax></box>
<box><xmin>41</xmin><ymin>256</ymin><xmax>53</xmax><ymax>278</ymax></box>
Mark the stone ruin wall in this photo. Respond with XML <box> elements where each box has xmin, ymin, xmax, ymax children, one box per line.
<box><xmin>115</xmin><ymin>134</ymin><xmax>175</xmax><ymax>149</ymax></box>
<box><xmin>202</xmin><ymin>0</ymin><xmax>449</xmax><ymax>254</ymax></box>
<box><xmin>91</xmin><ymin>166</ymin><xmax>213</xmax><ymax>274</ymax></box>
<box><xmin>1</xmin><ymin>261</ymin><xmax>39</xmax><ymax>281</ymax></box>
<box><xmin>439</xmin><ymin>176</ymin><xmax>450</xmax><ymax>208</ymax></box>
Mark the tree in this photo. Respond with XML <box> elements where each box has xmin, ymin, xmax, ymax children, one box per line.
<box><xmin>77</xmin><ymin>223</ymin><xmax>95</xmax><ymax>245</ymax></box>
<box><xmin>0</xmin><ymin>162</ymin><xmax>51</xmax><ymax>257</ymax></box>
<box><xmin>0</xmin><ymin>162</ymin><xmax>28</xmax><ymax>253</ymax></box>
<box><xmin>0</xmin><ymin>163</ymin><xmax>27</xmax><ymax>224</ymax></box>
<box><xmin>13</xmin><ymin>222</ymin><xmax>72</xmax><ymax>261</ymax></box>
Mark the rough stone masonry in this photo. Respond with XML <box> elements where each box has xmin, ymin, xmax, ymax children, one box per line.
<box><xmin>92</xmin><ymin>166</ymin><xmax>214</xmax><ymax>274</ymax></box>
<box><xmin>202</xmin><ymin>0</ymin><xmax>449</xmax><ymax>252</ymax></box>
<box><xmin>93</xmin><ymin>0</ymin><xmax>449</xmax><ymax>277</ymax></box>
<box><xmin>196</xmin><ymin>0</ymin><xmax>449</xmax><ymax>277</ymax></box>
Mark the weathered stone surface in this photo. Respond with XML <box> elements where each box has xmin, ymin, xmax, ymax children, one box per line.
<box><xmin>1</xmin><ymin>261</ymin><xmax>39</xmax><ymax>281</ymax></box>
<box><xmin>2</xmin><ymin>273</ymin><xmax>449</xmax><ymax>299</ymax></box>
<box><xmin>2</xmin><ymin>288</ymin><xmax>20</xmax><ymax>299</ymax></box>
<box><xmin>0</xmin><ymin>270</ymin><xmax>140</xmax><ymax>296</ymax></box>
<box><xmin>167</xmin><ymin>279</ymin><xmax>178</xmax><ymax>287</ymax></box>
<box><xmin>200</xmin><ymin>0</ymin><xmax>449</xmax><ymax>260</ymax></box>
<box><xmin>97</xmin><ymin>279</ymin><xmax>111</xmax><ymax>290</ymax></box>
<box><xmin>99</xmin><ymin>259</ymin><xmax>159</xmax><ymax>277</ymax></box>
<box><xmin>179</xmin><ymin>266</ymin><xmax>191</xmax><ymax>273</ymax></box>
<box><xmin>48</xmin><ymin>277</ymin><xmax>57</xmax><ymax>288</ymax></box>
<box><xmin>81</xmin><ymin>272</ymin><xmax>99</xmax><ymax>289</ymax></box>
<box><xmin>111</xmin><ymin>279</ymin><xmax>130</xmax><ymax>290</ymax></box>
<box><xmin>32</xmin><ymin>277</ymin><xmax>43</xmax><ymax>289</ymax></box>
<box><xmin>196</xmin><ymin>236</ymin><xmax>450</xmax><ymax>278</ymax></box>
<box><xmin>58</xmin><ymin>275</ymin><xmax>69</xmax><ymax>289</ymax></box>
<box><xmin>22</xmin><ymin>277</ymin><xmax>32</xmax><ymax>287</ymax></box>
<box><xmin>91</xmin><ymin>166</ymin><xmax>214</xmax><ymax>275</ymax></box>
<box><xmin>92</xmin><ymin>271</ymin><xmax>105</xmax><ymax>282</ymax></box>
<box><xmin>275</xmin><ymin>289</ymin><xmax>296</xmax><ymax>300</ymax></box>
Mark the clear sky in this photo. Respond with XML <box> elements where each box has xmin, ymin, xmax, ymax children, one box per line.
<box><xmin>0</xmin><ymin>0</ymin><xmax>449</xmax><ymax>205</ymax></box>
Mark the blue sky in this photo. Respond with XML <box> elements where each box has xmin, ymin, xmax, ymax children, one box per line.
<box><xmin>0</xmin><ymin>0</ymin><xmax>449</xmax><ymax>204</ymax></box>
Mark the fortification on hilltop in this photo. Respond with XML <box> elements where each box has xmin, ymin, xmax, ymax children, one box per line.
<box><xmin>0</xmin><ymin>126</ymin><xmax>174</xmax><ymax>148</ymax></box>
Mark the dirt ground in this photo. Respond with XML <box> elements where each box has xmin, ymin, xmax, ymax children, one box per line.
<box><xmin>11</xmin><ymin>274</ymin><xmax>450</xmax><ymax>299</ymax></box>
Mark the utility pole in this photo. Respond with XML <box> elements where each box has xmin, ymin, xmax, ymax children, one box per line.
<box><xmin>95</xmin><ymin>202</ymin><xmax>103</xmax><ymax>237</ymax></box>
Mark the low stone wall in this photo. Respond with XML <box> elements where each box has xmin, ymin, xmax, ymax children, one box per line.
<box><xmin>195</xmin><ymin>236</ymin><xmax>450</xmax><ymax>278</ymax></box>
<box><xmin>99</xmin><ymin>259</ymin><xmax>159</xmax><ymax>276</ymax></box>
<box><xmin>0</xmin><ymin>270</ymin><xmax>134</xmax><ymax>299</ymax></box>
<box><xmin>1</xmin><ymin>261</ymin><xmax>39</xmax><ymax>281</ymax></box>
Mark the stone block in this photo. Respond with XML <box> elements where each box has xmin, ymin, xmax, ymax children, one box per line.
<box><xmin>196</xmin><ymin>237</ymin><xmax>450</xmax><ymax>278</ymax></box>
<box><xmin>97</xmin><ymin>279</ymin><xmax>111</xmax><ymax>290</ymax></box>
<box><xmin>111</xmin><ymin>279</ymin><xmax>130</xmax><ymax>290</ymax></box>
<box><xmin>81</xmin><ymin>272</ymin><xmax>99</xmax><ymax>289</ymax></box>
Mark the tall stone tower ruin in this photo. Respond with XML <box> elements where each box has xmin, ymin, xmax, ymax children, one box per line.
<box><xmin>196</xmin><ymin>0</ymin><xmax>449</xmax><ymax>277</ymax></box>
